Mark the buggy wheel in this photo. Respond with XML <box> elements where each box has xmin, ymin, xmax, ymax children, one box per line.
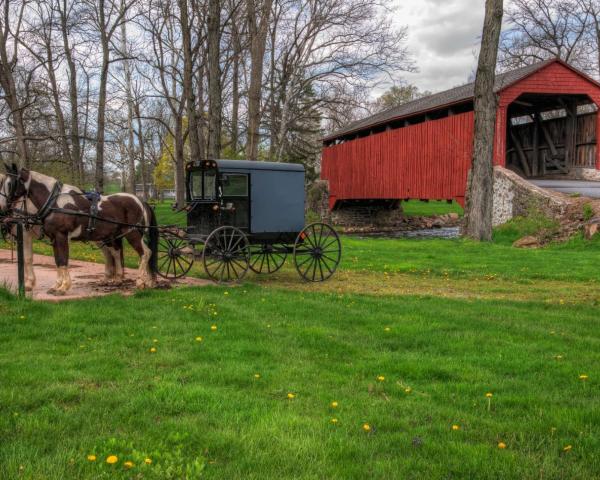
<box><xmin>156</xmin><ymin>233</ymin><xmax>195</xmax><ymax>279</ymax></box>
<box><xmin>202</xmin><ymin>226</ymin><xmax>250</xmax><ymax>283</ymax></box>
<box><xmin>293</xmin><ymin>223</ymin><xmax>341</xmax><ymax>282</ymax></box>
<box><xmin>249</xmin><ymin>244</ymin><xmax>287</xmax><ymax>274</ymax></box>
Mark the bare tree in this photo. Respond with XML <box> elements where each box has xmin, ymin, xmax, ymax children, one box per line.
<box><xmin>465</xmin><ymin>0</ymin><xmax>504</xmax><ymax>241</ymax></box>
<box><xmin>207</xmin><ymin>0</ymin><xmax>222</xmax><ymax>159</ymax></box>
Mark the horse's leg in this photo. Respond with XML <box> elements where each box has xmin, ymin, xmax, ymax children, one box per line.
<box><xmin>126</xmin><ymin>231</ymin><xmax>154</xmax><ymax>289</ymax></box>
<box><xmin>111</xmin><ymin>239</ymin><xmax>125</xmax><ymax>285</ymax></box>
<box><xmin>48</xmin><ymin>233</ymin><xmax>72</xmax><ymax>296</ymax></box>
<box><xmin>100</xmin><ymin>246</ymin><xmax>116</xmax><ymax>285</ymax></box>
<box><xmin>23</xmin><ymin>229</ymin><xmax>36</xmax><ymax>291</ymax></box>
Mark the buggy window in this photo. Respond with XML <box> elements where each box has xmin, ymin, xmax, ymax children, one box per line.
<box><xmin>222</xmin><ymin>174</ymin><xmax>248</xmax><ymax>196</ymax></box>
<box><xmin>190</xmin><ymin>170</ymin><xmax>217</xmax><ymax>200</ymax></box>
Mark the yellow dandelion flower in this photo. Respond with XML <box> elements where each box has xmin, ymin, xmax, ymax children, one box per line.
<box><xmin>377</xmin><ymin>375</ymin><xmax>385</xmax><ymax>382</ymax></box>
<box><xmin>384</xmin><ymin>327</ymin><xmax>390</xmax><ymax>332</ymax></box>
<box><xmin>106</xmin><ymin>455</ymin><xmax>118</xmax><ymax>464</ymax></box>
<box><xmin>559</xmin><ymin>299</ymin><xmax>565</xmax><ymax>304</ymax></box>
<box><xmin>362</xmin><ymin>423</ymin><xmax>371</xmax><ymax>432</ymax></box>
<box><xmin>579</xmin><ymin>374</ymin><xmax>588</xmax><ymax>380</ymax></box>
<box><xmin>211</xmin><ymin>325</ymin><xmax>217</xmax><ymax>331</ymax></box>
<box><xmin>87</xmin><ymin>455</ymin><xmax>97</xmax><ymax>462</ymax></box>
<box><xmin>331</xmin><ymin>401</ymin><xmax>338</xmax><ymax>408</ymax></box>
<box><xmin>124</xmin><ymin>461</ymin><xmax>134</xmax><ymax>469</ymax></box>
<box><xmin>404</xmin><ymin>387</ymin><xmax>412</xmax><ymax>393</ymax></box>
<box><xmin>287</xmin><ymin>392</ymin><xmax>296</xmax><ymax>399</ymax></box>
<box><xmin>555</xmin><ymin>355</ymin><xmax>563</xmax><ymax>360</ymax></box>
<box><xmin>149</xmin><ymin>347</ymin><xmax>157</xmax><ymax>353</ymax></box>
<box><xmin>144</xmin><ymin>458</ymin><xmax>152</xmax><ymax>465</ymax></box>
<box><xmin>485</xmin><ymin>392</ymin><xmax>493</xmax><ymax>398</ymax></box>
<box><xmin>195</xmin><ymin>336</ymin><xmax>203</xmax><ymax>342</ymax></box>
<box><xmin>330</xmin><ymin>418</ymin><xmax>338</xmax><ymax>424</ymax></box>
<box><xmin>19</xmin><ymin>315</ymin><xmax>25</xmax><ymax>320</ymax></box>
<box><xmin>452</xmin><ymin>425</ymin><xmax>460</xmax><ymax>431</ymax></box>
<box><xmin>497</xmin><ymin>442</ymin><xmax>506</xmax><ymax>449</ymax></box>
<box><xmin>153</xmin><ymin>339</ymin><xmax>158</xmax><ymax>343</ymax></box>
<box><xmin>563</xmin><ymin>445</ymin><xmax>572</xmax><ymax>452</ymax></box>
<box><xmin>254</xmin><ymin>373</ymin><xmax>261</xmax><ymax>379</ymax></box>
<box><xmin>224</xmin><ymin>291</ymin><xmax>229</xmax><ymax>295</ymax></box>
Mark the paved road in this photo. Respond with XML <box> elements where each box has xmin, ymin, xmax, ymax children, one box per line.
<box><xmin>530</xmin><ymin>179</ymin><xmax>600</xmax><ymax>198</ymax></box>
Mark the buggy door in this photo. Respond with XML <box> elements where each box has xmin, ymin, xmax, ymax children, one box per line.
<box><xmin>220</xmin><ymin>172</ymin><xmax>250</xmax><ymax>230</ymax></box>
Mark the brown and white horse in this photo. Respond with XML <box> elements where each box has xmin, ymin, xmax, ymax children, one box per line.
<box><xmin>0</xmin><ymin>165</ymin><xmax>158</xmax><ymax>295</ymax></box>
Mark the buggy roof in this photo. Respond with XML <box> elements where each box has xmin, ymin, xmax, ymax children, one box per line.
<box><xmin>215</xmin><ymin>159</ymin><xmax>304</xmax><ymax>173</ymax></box>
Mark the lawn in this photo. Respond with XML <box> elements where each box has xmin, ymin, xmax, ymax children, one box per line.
<box><xmin>1</xmin><ymin>209</ymin><xmax>600</xmax><ymax>479</ymax></box>
<box><xmin>401</xmin><ymin>199</ymin><xmax>463</xmax><ymax>217</ymax></box>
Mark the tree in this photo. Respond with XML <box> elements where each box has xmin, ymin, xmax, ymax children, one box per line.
<box><xmin>464</xmin><ymin>0</ymin><xmax>503</xmax><ymax>241</ymax></box>
<box><xmin>372</xmin><ymin>85</ymin><xmax>430</xmax><ymax>113</ymax></box>
<box><xmin>499</xmin><ymin>0</ymin><xmax>590</xmax><ymax>72</ymax></box>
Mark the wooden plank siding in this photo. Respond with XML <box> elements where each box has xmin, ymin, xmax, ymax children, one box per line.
<box><xmin>321</xmin><ymin>112</ymin><xmax>474</xmax><ymax>208</ymax></box>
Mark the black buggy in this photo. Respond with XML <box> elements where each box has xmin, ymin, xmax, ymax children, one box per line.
<box><xmin>156</xmin><ymin>159</ymin><xmax>342</xmax><ymax>283</ymax></box>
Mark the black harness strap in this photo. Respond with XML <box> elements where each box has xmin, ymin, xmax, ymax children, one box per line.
<box><xmin>35</xmin><ymin>181</ymin><xmax>63</xmax><ymax>222</ymax></box>
<box><xmin>84</xmin><ymin>192</ymin><xmax>102</xmax><ymax>234</ymax></box>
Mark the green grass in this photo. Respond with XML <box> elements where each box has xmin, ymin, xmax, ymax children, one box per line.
<box><xmin>401</xmin><ymin>200</ymin><xmax>463</xmax><ymax>217</ymax></box>
<box><xmin>2</xmin><ymin>205</ymin><xmax>600</xmax><ymax>478</ymax></box>
<box><xmin>1</xmin><ymin>285</ymin><xmax>599</xmax><ymax>479</ymax></box>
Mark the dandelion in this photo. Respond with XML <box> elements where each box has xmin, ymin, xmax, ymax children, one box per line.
<box><xmin>254</xmin><ymin>373</ymin><xmax>261</xmax><ymax>379</ymax></box>
<box><xmin>555</xmin><ymin>355</ymin><xmax>563</xmax><ymax>360</ymax></box>
<box><xmin>144</xmin><ymin>458</ymin><xmax>152</xmax><ymax>465</ymax></box>
<box><xmin>452</xmin><ymin>425</ymin><xmax>460</xmax><ymax>431</ymax></box>
<box><xmin>384</xmin><ymin>327</ymin><xmax>390</xmax><ymax>332</ymax></box>
<box><xmin>331</xmin><ymin>401</ymin><xmax>338</xmax><ymax>408</ymax></box>
<box><xmin>330</xmin><ymin>418</ymin><xmax>338</xmax><ymax>424</ymax></box>
<box><xmin>224</xmin><ymin>291</ymin><xmax>229</xmax><ymax>295</ymax></box>
<box><xmin>563</xmin><ymin>445</ymin><xmax>572</xmax><ymax>452</ymax></box>
<box><xmin>405</xmin><ymin>387</ymin><xmax>412</xmax><ymax>393</ymax></box>
<box><xmin>579</xmin><ymin>374</ymin><xmax>589</xmax><ymax>381</ymax></box>
<box><xmin>87</xmin><ymin>455</ymin><xmax>97</xmax><ymax>462</ymax></box>
<box><xmin>485</xmin><ymin>392</ymin><xmax>493</xmax><ymax>411</ymax></box>
<box><xmin>377</xmin><ymin>375</ymin><xmax>385</xmax><ymax>382</ymax></box>
<box><xmin>211</xmin><ymin>325</ymin><xmax>217</xmax><ymax>331</ymax></box>
<box><xmin>124</xmin><ymin>461</ymin><xmax>134</xmax><ymax>469</ymax></box>
<box><xmin>19</xmin><ymin>315</ymin><xmax>25</xmax><ymax>320</ymax></box>
<box><xmin>149</xmin><ymin>347</ymin><xmax>157</xmax><ymax>353</ymax></box>
<box><xmin>287</xmin><ymin>392</ymin><xmax>296</xmax><ymax>399</ymax></box>
<box><xmin>153</xmin><ymin>339</ymin><xmax>158</xmax><ymax>343</ymax></box>
<box><xmin>362</xmin><ymin>423</ymin><xmax>371</xmax><ymax>432</ymax></box>
<box><xmin>106</xmin><ymin>455</ymin><xmax>118</xmax><ymax>464</ymax></box>
<box><xmin>497</xmin><ymin>442</ymin><xmax>506</xmax><ymax>449</ymax></box>
<box><xmin>195</xmin><ymin>336</ymin><xmax>203</xmax><ymax>342</ymax></box>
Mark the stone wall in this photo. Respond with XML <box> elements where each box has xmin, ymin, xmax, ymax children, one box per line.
<box><xmin>492</xmin><ymin>166</ymin><xmax>569</xmax><ymax>226</ymax></box>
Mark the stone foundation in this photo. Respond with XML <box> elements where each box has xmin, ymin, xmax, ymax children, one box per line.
<box><xmin>492</xmin><ymin>166</ymin><xmax>570</xmax><ymax>226</ymax></box>
<box><xmin>330</xmin><ymin>202</ymin><xmax>404</xmax><ymax>227</ymax></box>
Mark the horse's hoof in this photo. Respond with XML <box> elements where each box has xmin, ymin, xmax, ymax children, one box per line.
<box><xmin>46</xmin><ymin>288</ymin><xmax>56</xmax><ymax>295</ymax></box>
<box><xmin>25</xmin><ymin>284</ymin><xmax>34</xmax><ymax>292</ymax></box>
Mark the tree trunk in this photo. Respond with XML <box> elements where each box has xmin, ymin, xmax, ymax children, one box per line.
<box><xmin>464</xmin><ymin>0</ymin><xmax>503</xmax><ymax>241</ymax></box>
<box><xmin>179</xmin><ymin>0</ymin><xmax>202</xmax><ymax>163</ymax></box>
<box><xmin>174</xmin><ymin>118</ymin><xmax>186</xmax><ymax>207</ymax></box>
<box><xmin>95</xmin><ymin>0</ymin><xmax>110</xmax><ymax>193</ymax></box>
<box><xmin>134</xmin><ymin>101</ymin><xmax>148</xmax><ymax>200</ymax></box>
<box><xmin>120</xmin><ymin>10</ymin><xmax>136</xmax><ymax>194</ymax></box>
<box><xmin>230</xmin><ymin>20</ymin><xmax>241</xmax><ymax>155</ymax></box>
<box><xmin>207</xmin><ymin>0</ymin><xmax>222</xmax><ymax>160</ymax></box>
<box><xmin>59</xmin><ymin>0</ymin><xmax>82</xmax><ymax>183</ymax></box>
<box><xmin>245</xmin><ymin>0</ymin><xmax>273</xmax><ymax>160</ymax></box>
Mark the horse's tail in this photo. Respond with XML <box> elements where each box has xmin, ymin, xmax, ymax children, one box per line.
<box><xmin>146</xmin><ymin>203</ymin><xmax>159</xmax><ymax>275</ymax></box>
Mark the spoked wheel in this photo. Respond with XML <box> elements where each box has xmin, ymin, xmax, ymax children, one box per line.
<box><xmin>156</xmin><ymin>233</ymin><xmax>195</xmax><ymax>279</ymax></box>
<box><xmin>202</xmin><ymin>226</ymin><xmax>250</xmax><ymax>283</ymax></box>
<box><xmin>249</xmin><ymin>244</ymin><xmax>287</xmax><ymax>274</ymax></box>
<box><xmin>293</xmin><ymin>223</ymin><xmax>342</xmax><ymax>282</ymax></box>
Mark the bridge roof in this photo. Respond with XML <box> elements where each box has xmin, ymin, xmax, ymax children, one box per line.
<box><xmin>324</xmin><ymin>59</ymin><xmax>570</xmax><ymax>142</ymax></box>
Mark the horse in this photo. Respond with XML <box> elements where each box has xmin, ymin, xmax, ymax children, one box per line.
<box><xmin>0</xmin><ymin>171</ymin><xmax>38</xmax><ymax>291</ymax></box>
<box><xmin>0</xmin><ymin>164</ymin><xmax>158</xmax><ymax>295</ymax></box>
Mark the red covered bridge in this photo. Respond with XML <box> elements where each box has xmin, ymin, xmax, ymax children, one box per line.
<box><xmin>321</xmin><ymin>59</ymin><xmax>600</xmax><ymax>210</ymax></box>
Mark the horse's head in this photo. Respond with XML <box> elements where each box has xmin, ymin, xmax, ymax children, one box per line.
<box><xmin>0</xmin><ymin>163</ymin><xmax>28</xmax><ymax>213</ymax></box>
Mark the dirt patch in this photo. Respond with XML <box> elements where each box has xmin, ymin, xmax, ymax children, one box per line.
<box><xmin>0</xmin><ymin>249</ymin><xmax>210</xmax><ymax>302</ymax></box>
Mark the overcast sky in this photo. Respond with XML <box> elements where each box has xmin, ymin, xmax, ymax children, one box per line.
<box><xmin>386</xmin><ymin>0</ymin><xmax>486</xmax><ymax>95</ymax></box>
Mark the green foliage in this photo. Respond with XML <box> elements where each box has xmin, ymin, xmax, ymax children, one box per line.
<box><xmin>401</xmin><ymin>200</ymin><xmax>463</xmax><ymax>217</ymax></box>
<box><xmin>493</xmin><ymin>210</ymin><xmax>558</xmax><ymax>244</ymax></box>
<box><xmin>582</xmin><ymin>203</ymin><xmax>594</xmax><ymax>221</ymax></box>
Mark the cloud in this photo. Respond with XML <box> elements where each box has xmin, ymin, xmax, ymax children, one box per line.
<box><xmin>383</xmin><ymin>0</ymin><xmax>485</xmax><ymax>95</ymax></box>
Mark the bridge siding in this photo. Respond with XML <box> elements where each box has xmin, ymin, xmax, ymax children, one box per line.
<box><xmin>322</xmin><ymin>60</ymin><xmax>600</xmax><ymax>209</ymax></box>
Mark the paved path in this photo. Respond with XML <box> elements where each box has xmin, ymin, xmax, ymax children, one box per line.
<box><xmin>0</xmin><ymin>249</ymin><xmax>210</xmax><ymax>302</ymax></box>
<box><xmin>530</xmin><ymin>179</ymin><xmax>600</xmax><ymax>198</ymax></box>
